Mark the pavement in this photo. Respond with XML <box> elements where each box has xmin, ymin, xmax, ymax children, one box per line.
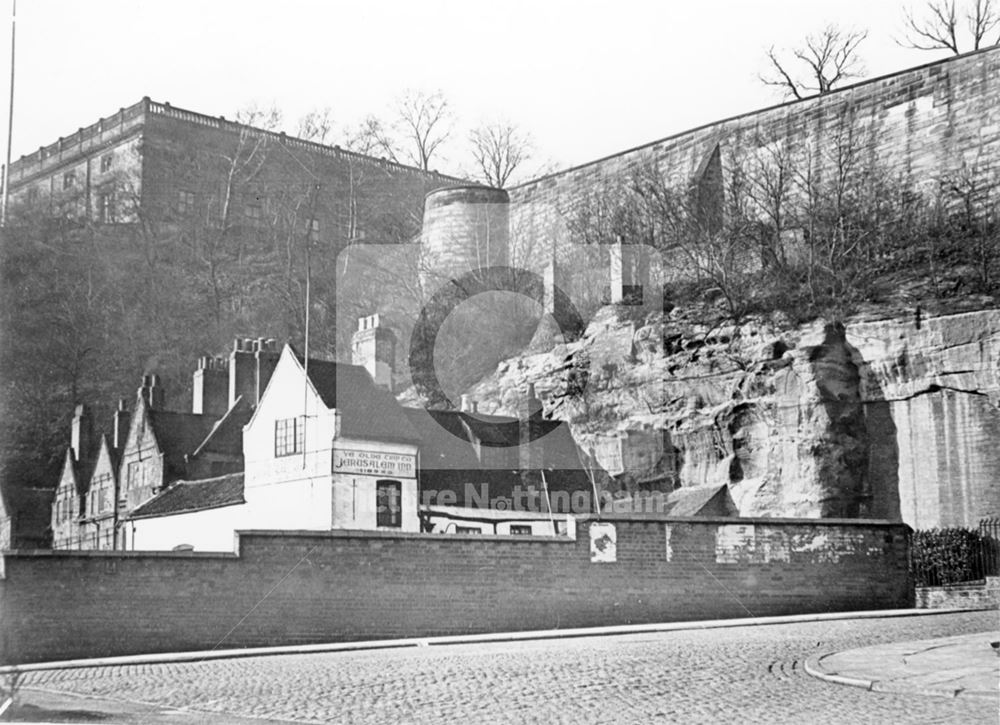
<box><xmin>0</xmin><ymin>608</ymin><xmax>996</xmax><ymax>723</ymax></box>
<box><xmin>805</xmin><ymin>630</ymin><xmax>1000</xmax><ymax>699</ymax></box>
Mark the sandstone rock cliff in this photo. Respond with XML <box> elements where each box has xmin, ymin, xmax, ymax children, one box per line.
<box><xmin>461</xmin><ymin>306</ymin><xmax>1000</xmax><ymax>528</ymax></box>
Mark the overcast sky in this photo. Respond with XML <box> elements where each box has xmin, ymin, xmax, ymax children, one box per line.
<box><xmin>0</xmin><ymin>0</ymin><xmax>963</xmax><ymax>179</ymax></box>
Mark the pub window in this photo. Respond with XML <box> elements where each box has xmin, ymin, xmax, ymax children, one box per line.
<box><xmin>100</xmin><ymin>154</ymin><xmax>113</xmax><ymax>173</ymax></box>
<box><xmin>509</xmin><ymin>525</ymin><xmax>532</xmax><ymax>536</ymax></box>
<box><xmin>455</xmin><ymin>526</ymin><xmax>481</xmax><ymax>535</ymax></box>
<box><xmin>63</xmin><ymin>170</ymin><xmax>76</xmax><ymax>189</ymax></box>
<box><xmin>274</xmin><ymin>417</ymin><xmax>304</xmax><ymax>457</ymax></box>
<box><xmin>376</xmin><ymin>479</ymin><xmax>402</xmax><ymax>528</ymax></box>
<box><xmin>177</xmin><ymin>190</ymin><xmax>195</xmax><ymax>215</ymax></box>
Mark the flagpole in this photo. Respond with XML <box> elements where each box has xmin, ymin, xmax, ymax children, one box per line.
<box><xmin>1</xmin><ymin>0</ymin><xmax>16</xmax><ymax>228</ymax></box>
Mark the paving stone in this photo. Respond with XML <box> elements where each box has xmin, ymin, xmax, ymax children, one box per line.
<box><xmin>13</xmin><ymin>611</ymin><xmax>997</xmax><ymax>724</ymax></box>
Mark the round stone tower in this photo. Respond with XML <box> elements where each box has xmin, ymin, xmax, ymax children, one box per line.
<box><xmin>420</xmin><ymin>185</ymin><xmax>510</xmax><ymax>289</ymax></box>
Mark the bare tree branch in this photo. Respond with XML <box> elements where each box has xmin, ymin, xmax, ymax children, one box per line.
<box><xmin>900</xmin><ymin>0</ymin><xmax>999</xmax><ymax>53</ymax></box>
<box><xmin>297</xmin><ymin>108</ymin><xmax>335</xmax><ymax>144</ymax></box>
<box><xmin>469</xmin><ymin>120</ymin><xmax>532</xmax><ymax>188</ymax></box>
<box><xmin>760</xmin><ymin>25</ymin><xmax>867</xmax><ymax>99</ymax></box>
<box><xmin>394</xmin><ymin>90</ymin><xmax>454</xmax><ymax>171</ymax></box>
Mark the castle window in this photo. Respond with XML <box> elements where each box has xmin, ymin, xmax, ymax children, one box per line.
<box><xmin>244</xmin><ymin>203</ymin><xmax>262</xmax><ymax>225</ymax></box>
<box><xmin>177</xmin><ymin>190</ymin><xmax>195</xmax><ymax>215</ymax></box>
<box><xmin>62</xmin><ymin>170</ymin><xmax>76</xmax><ymax>189</ymax></box>
<box><xmin>100</xmin><ymin>154</ymin><xmax>113</xmax><ymax>173</ymax></box>
<box><xmin>307</xmin><ymin>217</ymin><xmax>320</xmax><ymax>242</ymax></box>
<box><xmin>97</xmin><ymin>191</ymin><xmax>116</xmax><ymax>223</ymax></box>
<box><xmin>274</xmin><ymin>417</ymin><xmax>304</xmax><ymax>457</ymax></box>
<box><xmin>376</xmin><ymin>480</ymin><xmax>402</xmax><ymax>528</ymax></box>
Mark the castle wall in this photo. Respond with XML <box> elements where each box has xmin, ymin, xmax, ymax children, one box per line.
<box><xmin>0</xmin><ymin>518</ymin><xmax>911</xmax><ymax>665</ymax></box>
<box><xmin>508</xmin><ymin>47</ymin><xmax>1000</xmax><ymax>268</ymax></box>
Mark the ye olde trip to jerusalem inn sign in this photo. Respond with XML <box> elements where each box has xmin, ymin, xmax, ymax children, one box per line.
<box><xmin>334</xmin><ymin>449</ymin><xmax>417</xmax><ymax>478</ymax></box>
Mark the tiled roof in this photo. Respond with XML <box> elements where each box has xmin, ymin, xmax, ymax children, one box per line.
<box><xmin>191</xmin><ymin>396</ymin><xmax>252</xmax><ymax>458</ymax></box>
<box><xmin>403</xmin><ymin>407</ymin><xmax>595</xmax><ymax>512</ymax></box>
<box><xmin>610</xmin><ymin>485</ymin><xmax>734</xmax><ymax>517</ymax></box>
<box><xmin>146</xmin><ymin>410</ymin><xmax>220</xmax><ymax>482</ymax></box>
<box><xmin>128</xmin><ymin>473</ymin><xmax>245</xmax><ymax>519</ymax></box>
<box><xmin>299</xmin><ymin>356</ymin><xmax>420</xmax><ymax>442</ymax></box>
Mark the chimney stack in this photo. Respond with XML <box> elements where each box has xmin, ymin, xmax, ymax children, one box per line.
<box><xmin>193</xmin><ymin>355</ymin><xmax>229</xmax><ymax>415</ymax></box>
<box><xmin>351</xmin><ymin>314</ymin><xmax>396</xmax><ymax>390</ymax></box>
<box><xmin>139</xmin><ymin>374</ymin><xmax>165</xmax><ymax>410</ymax></box>
<box><xmin>70</xmin><ymin>404</ymin><xmax>92</xmax><ymax>462</ymax></box>
<box><xmin>113</xmin><ymin>399</ymin><xmax>130</xmax><ymax>451</ymax></box>
<box><xmin>460</xmin><ymin>394</ymin><xmax>475</xmax><ymax>413</ymax></box>
<box><xmin>229</xmin><ymin>337</ymin><xmax>281</xmax><ymax>408</ymax></box>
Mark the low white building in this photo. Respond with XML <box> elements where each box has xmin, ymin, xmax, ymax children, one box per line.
<box><xmin>124</xmin><ymin>344</ymin><xmax>421</xmax><ymax>550</ymax></box>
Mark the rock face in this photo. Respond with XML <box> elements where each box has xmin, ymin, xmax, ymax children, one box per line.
<box><xmin>847</xmin><ymin>310</ymin><xmax>1000</xmax><ymax>528</ymax></box>
<box><xmin>462</xmin><ymin>306</ymin><xmax>1000</xmax><ymax>528</ymax></box>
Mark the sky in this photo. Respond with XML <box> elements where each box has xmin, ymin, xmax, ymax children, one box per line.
<box><xmin>0</xmin><ymin>0</ymin><xmax>967</xmax><ymax>179</ymax></box>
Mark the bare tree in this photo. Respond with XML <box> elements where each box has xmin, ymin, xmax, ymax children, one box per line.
<box><xmin>235</xmin><ymin>103</ymin><xmax>283</xmax><ymax>131</ymax></box>
<box><xmin>297</xmin><ymin>108</ymin><xmax>335</xmax><ymax>144</ymax></box>
<box><xmin>469</xmin><ymin>120</ymin><xmax>533</xmax><ymax>188</ymax></box>
<box><xmin>344</xmin><ymin>114</ymin><xmax>398</xmax><ymax>159</ymax></box>
<box><xmin>394</xmin><ymin>90</ymin><xmax>454</xmax><ymax>171</ymax></box>
<box><xmin>901</xmin><ymin>0</ymin><xmax>1000</xmax><ymax>54</ymax></box>
<box><xmin>761</xmin><ymin>25</ymin><xmax>868</xmax><ymax>100</ymax></box>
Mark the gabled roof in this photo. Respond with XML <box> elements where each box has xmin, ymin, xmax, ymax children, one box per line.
<box><xmin>608</xmin><ymin>484</ymin><xmax>735</xmax><ymax>517</ymax></box>
<box><xmin>145</xmin><ymin>409</ymin><xmax>220</xmax><ymax>482</ymax></box>
<box><xmin>406</xmin><ymin>407</ymin><xmax>589</xmax><ymax>472</ymax></box>
<box><xmin>128</xmin><ymin>473</ymin><xmax>245</xmax><ymax>520</ymax></box>
<box><xmin>59</xmin><ymin>431</ymin><xmax>103</xmax><ymax>497</ymax></box>
<box><xmin>402</xmin><ymin>407</ymin><xmax>595</xmax><ymax>512</ymax></box>
<box><xmin>3</xmin><ymin>485</ymin><xmax>55</xmax><ymax>547</ymax></box>
<box><xmin>191</xmin><ymin>395</ymin><xmax>252</xmax><ymax>459</ymax></box>
<box><xmin>293</xmin><ymin>352</ymin><xmax>420</xmax><ymax>443</ymax></box>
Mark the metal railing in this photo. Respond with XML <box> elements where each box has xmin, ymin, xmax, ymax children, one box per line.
<box><xmin>910</xmin><ymin>522</ymin><xmax>1000</xmax><ymax>587</ymax></box>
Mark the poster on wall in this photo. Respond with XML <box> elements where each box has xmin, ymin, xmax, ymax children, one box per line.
<box><xmin>589</xmin><ymin>522</ymin><xmax>617</xmax><ymax>563</ymax></box>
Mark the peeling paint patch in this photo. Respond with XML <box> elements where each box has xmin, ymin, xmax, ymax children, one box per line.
<box><xmin>716</xmin><ymin>525</ymin><xmax>876</xmax><ymax>564</ymax></box>
<box><xmin>788</xmin><ymin>530</ymin><xmax>871</xmax><ymax>563</ymax></box>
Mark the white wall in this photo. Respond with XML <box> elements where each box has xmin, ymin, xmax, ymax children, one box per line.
<box><xmin>422</xmin><ymin>511</ymin><xmax>575</xmax><ymax>537</ymax></box>
<box><xmin>333</xmin><ymin>437</ymin><xmax>419</xmax><ymax>532</ymax></box>
<box><xmin>128</xmin><ymin>504</ymin><xmax>248</xmax><ymax>552</ymax></box>
<box><xmin>242</xmin><ymin>348</ymin><xmax>338</xmax><ymax>531</ymax></box>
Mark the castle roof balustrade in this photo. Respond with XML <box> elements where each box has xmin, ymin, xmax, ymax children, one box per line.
<box><xmin>8</xmin><ymin>97</ymin><xmax>468</xmax><ymax>190</ymax></box>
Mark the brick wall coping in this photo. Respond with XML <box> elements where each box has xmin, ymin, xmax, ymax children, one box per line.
<box><xmin>0</xmin><ymin>517</ymin><xmax>908</xmax><ymax>557</ymax></box>
<box><xmin>511</xmin><ymin>45</ymin><xmax>999</xmax><ymax>192</ymax></box>
<box><xmin>1</xmin><ymin>548</ymin><xmax>237</xmax><ymax>559</ymax></box>
<box><xmin>576</xmin><ymin>514</ymin><xmax>908</xmax><ymax>527</ymax></box>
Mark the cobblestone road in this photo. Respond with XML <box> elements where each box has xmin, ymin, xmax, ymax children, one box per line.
<box><xmin>16</xmin><ymin>611</ymin><xmax>998</xmax><ymax>724</ymax></box>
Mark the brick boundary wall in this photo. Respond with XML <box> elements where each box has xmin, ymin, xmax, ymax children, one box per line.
<box><xmin>0</xmin><ymin>517</ymin><xmax>912</xmax><ymax>665</ymax></box>
<box><xmin>915</xmin><ymin>576</ymin><xmax>1000</xmax><ymax>610</ymax></box>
